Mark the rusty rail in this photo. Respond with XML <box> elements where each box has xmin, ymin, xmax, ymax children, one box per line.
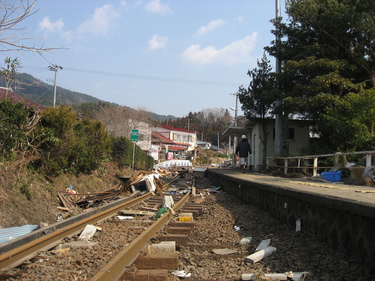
<box><xmin>90</xmin><ymin>190</ymin><xmax>192</xmax><ymax>281</ymax></box>
<box><xmin>0</xmin><ymin>192</ymin><xmax>152</xmax><ymax>270</ymax></box>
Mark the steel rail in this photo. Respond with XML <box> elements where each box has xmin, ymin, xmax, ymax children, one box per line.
<box><xmin>90</xmin><ymin>190</ymin><xmax>191</xmax><ymax>281</ymax></box>
<box><xmin>0</xmin><ymin>192</ymin><xmax>152</xmax><ymax>270</ymax></box>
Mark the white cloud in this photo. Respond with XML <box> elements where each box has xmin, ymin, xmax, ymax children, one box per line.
<box><xmin>196</xmin><ymin>19</ymin><xmax>225</xmax><ymax>36</ymax></box>
<box><xmin>38</xmin><ymin>16</ymin><xmax>64</xmax><ymax>36</ymax></box>
<box><xmin>236</xmin><ymin>16</ymin><xmax>243</xmax><ymax>23</ymax></box>
<box><xmin>77</xmin><ymin>4</ymin><xmax>120</xmax><ymax>38</ymax></box>
<box><xmin>181</xmin><ymin>33</ymin><xmax>258</xmax><ymax>66</ymax></box>
<box><xmin>148</xmin><ymin>34</ymin><xmax>168</xmax><ymax>51</ymax></box>
<box><xmin>145</xmin><ymin>0</ymin><xmax>171</xmax><ymax>13</ymax></box>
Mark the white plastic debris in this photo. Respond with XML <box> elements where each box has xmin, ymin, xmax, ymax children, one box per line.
<box><xmin>264</xmin><ymin>273</ymin><xmax>288</xmax><ymax>280</ymax></box>
<box><xmin>239</xmin><ymin>237</ymin><xmax>252</xmax><ymax>245</ymax></box>
<box><xmin>117</xmin><ymin>216</ymin><xmax>134</xmax><ymax>220</ymax></box>
<box><xmin>242</xmin><ymin>273</ymin><xmax>255</xmax><ymax>280</ymax></box>
<box><xmin>162</xmin><ymin>195</ymin><xmax>174</xmax><ymax>208</ymax></box>
<box><xmin>245</xmin><ymin>246</ymin><xmax>277</xmax><ymax>264</ymax></box>
<box><xmin>171</xmin><ymin>270</ymin><xmax>191</xmax><ymax>278</ymax></box>
<box><xmin>296</xmin><ymin>218</ymin><xmax>301</xmax><ymax>232</ymax></box>
<box><xmin>241</xmin><ymin>272</ymin><xmax>309</xmax><ymax>281</ymax></box>
<box><xmin>78</xmin><ymin>224</ymin><xmax>97</xmax><ymax>242</ymax></box>
<box><xmin>234</xmin><ymin>226</ymin><xmax>240</xmax><ymax>231</ymax></box>
<box><xmin>255</xmin><ymin>239</ymin><xmax>271</xmax><ymax>251</ymax></box>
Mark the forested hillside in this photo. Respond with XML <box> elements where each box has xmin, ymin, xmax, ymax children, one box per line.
<box><xmin>0</xmin><ymin>72</ymin><xmax>176</xmax><ymax>122</ymax></box>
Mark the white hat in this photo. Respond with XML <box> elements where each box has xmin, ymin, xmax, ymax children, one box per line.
<box><xmin>241</xmin><ymin>135</ymin><xmax>246</xmax><ymax>139</ymax></box>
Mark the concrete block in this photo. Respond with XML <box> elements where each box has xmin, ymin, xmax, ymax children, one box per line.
<box><xmin>55</xmin><ymin>241</ymin><xmax>98</xmax><ymax>250</ymax></box>
<box><xmin>178</xmin><ymin>212</ymin><xmax>193</xmax><ymax>222</ymax></box>
<box><xmin>148</xmin><ymin>241</ymin><xmax>176</xmax><ymax>255</ymax></box>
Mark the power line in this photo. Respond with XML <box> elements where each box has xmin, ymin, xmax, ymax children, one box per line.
<box><xmin>21</xmin><ymin>65</ymin><xmax>240</xmax><ymax>87</ymax></box>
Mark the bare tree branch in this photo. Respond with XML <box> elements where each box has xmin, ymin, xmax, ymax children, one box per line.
<box><xmin>0</xmin><ymin>0</ymin><xmax>64</xmax><ymax>53</ymax></box>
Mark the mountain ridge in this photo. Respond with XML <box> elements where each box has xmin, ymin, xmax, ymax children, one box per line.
<box><xmin>1</xmin><ymin>73</ymin><xmax>176</xmax><ymax>122</ymax></box>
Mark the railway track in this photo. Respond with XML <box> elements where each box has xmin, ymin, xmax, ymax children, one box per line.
<box><xmin>1</xmin><ymin>173</ymin><xmax>373</xmax><ymax>281</ymax></box>
<box><xmin>0</xmin><ymin>173</ymin><xmax>197</xmax><ymax>281</ymax></box>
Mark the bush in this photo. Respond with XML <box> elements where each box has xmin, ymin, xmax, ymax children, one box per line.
<box><xmin>111</xmin><ymin>136</ymin><xmax>154</xmax><ymax>170</ymax></box>
<box><xmin>34</xmin><ymin>106</ymin><xmax>111</xmax><ymax>175</ymax></box>
<box><xmin>0</xmin><ymin>98</ymin><xmax>30</xmax><ymax>159</ymax></box>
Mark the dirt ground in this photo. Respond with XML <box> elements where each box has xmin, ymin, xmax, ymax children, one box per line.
<box><xmin>0</xmin><ymin>161</ymin><xmax>131</xmax><ymax>228</ymax></box>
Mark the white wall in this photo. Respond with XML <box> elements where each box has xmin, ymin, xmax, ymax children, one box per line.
<box><xmin>250</xmin><ymin>120</ymin><xmax>310</xmax><ymax>170</ymax></box>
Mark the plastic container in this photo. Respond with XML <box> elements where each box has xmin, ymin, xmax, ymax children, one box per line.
<box><xmin>321</xmin><ymin>170</ymin><xmax>342</xmax><ymax>182</ymax></box>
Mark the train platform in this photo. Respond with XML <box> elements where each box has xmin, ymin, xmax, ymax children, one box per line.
<box><xmin>205</xmin><ymin>168</ymin><xmax>375</xmax><ymax>267</ymax></box>
<box><xmin>206</xmin><ymin>168</ymin><xmax>375</xmax><ymax>208</ymax></box>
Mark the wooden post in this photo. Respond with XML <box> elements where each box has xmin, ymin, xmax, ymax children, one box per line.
<box><xmin>366</xmin><ymin>152</ymin><xmax>372</xmax><ymax>168</ymax></box>
<box><xmin>313</xmin><ymin>157</ymin><xmax>318</xmax><ymax>177</ymax></box>
<box><xmin>284</xmin><ymin>159</ymin><xmax>288</xmax><ymax>175</ymax></box>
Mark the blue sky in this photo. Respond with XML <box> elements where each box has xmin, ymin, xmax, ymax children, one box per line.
<box><xmin>10</xmin><ymin>0</ymin><xmax>286</xmax><ymax>117</ymax></box>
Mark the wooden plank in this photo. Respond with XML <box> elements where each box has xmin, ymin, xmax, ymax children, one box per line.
<box><xmin>119</xmin><ymin>210</ymin><xmax>155</xmax><ymax>216</ymax></box>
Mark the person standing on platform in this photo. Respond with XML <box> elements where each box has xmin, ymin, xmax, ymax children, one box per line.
<box><xmin>235</xmin><ymin>135</ymin><xmax>251</xmax><ymax>173</ymax></box>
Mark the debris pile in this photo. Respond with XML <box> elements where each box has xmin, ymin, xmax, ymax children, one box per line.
<box><xmin>56</xmin><ymin>169</ymin><xmax>180</xmax><ymax>216</ymax></box>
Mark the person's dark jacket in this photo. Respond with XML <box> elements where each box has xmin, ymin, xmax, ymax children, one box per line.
<box><xmin>236</xmin><ymin>139</ymin><xmax>251</xmax><ymax>157</ymax></box>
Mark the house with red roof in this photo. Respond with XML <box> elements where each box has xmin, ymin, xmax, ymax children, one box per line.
<box><xmin>151</xmin><ymin>125</ymin><xmax>197</xmax><ymax>162</ymax></box>
<box><xmin>0</xmin><ymin>88</ymin><xmax>45</xmax><ymax>111</ymax></box>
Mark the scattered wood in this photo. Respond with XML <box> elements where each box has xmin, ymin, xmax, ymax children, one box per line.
<box><xmin>355</xmin><ymin>190</ymin><xmax>375</xmax><ymax>193</ymax></box>
<box><xmin>56</xmin><ymin>206</ymin><xmax>71</xmax><ymax>212</ymax></box>
<box><xmin>212</xmin><ymin>248</ymin><xmax>238</xmax><ymax>255</ymax></box>
<box><xmin>119</xmin><ymin>210</ymin><xmax>156</xmax><ymax>216</ymax></box>
<box><xmin>140</xmin><ymin>206</ymin><xmax>160</xmax><ymax>211</ymax></box>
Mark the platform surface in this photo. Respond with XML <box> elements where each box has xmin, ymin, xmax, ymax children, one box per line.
<box><xmin>208</xmin><ymin>168</ymin><xmax>375</xmax><ymax>208</ymax></box>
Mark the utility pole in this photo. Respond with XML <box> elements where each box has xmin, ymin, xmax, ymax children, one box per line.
<box><xmin>230</xmin><ymin>92</ymin><xmax>239</xmax><ymax>126</ymax></box>
<box><xmin>274</xmin><ymin>0</ymin><xmax>283</xmax><ymax>156</ymax></box>
<box><xmin>230</xmin><ymin>92</ymin><xmax>239</xmax><ymax>168</ymax></box>
<box><xmin>48</xmin><ymin>64</ymin><xmax>63</xmax><ymax>108</ymax></box>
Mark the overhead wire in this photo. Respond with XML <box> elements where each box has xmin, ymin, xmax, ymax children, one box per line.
<box><xmin>20</xmin><ymin>64</ymin><xmax>240</xmax><ymax>87</ymax></box>
<box><xmin>64</xmin><ymin>67</ymin><xmax>240</xmax><ymax>87</ymax></box>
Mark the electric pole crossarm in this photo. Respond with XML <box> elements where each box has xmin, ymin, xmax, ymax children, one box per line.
<box><xmin>48</xmin><ymin>64</ymin><xmax>63</xmax><ymax>108</ymax></box>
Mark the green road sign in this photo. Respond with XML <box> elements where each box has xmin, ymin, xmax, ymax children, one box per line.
<box><xmin>131</xmin><ymin>129</ymin><xmax>139</xmax><ymax>142</ymax></box>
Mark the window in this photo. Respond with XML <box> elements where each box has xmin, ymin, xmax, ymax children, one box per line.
<box><xmin>173</xmin><ymin>133</ymin><xmax>193</xmax><ymax>143</ymax></box>
<box><xmin>272</xmin><ymin>128</ymin><xmax>295</xmax><ymax>140</ymax></box>
<box><xmin>288</xmin><ymin>128</ymin><xmax>295</xmax><ymax>140</ymax></box>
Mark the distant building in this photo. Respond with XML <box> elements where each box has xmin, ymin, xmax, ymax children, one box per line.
<box><xmin>223</xmin><ymin>118</ymin><xmax>311</xmax><ymax>171</ymax></box>
<box><xmin>133</xmin><ymin>120</ymin><xmax>152</xmax><ymax>152</ymax></box>
<box><xmin>196</xmin><ymin>140</ymin><xmax>211</xmax><ymax>150</ymax></box>
<box><xmin>151</xmin><ymin>125</ymin><xmax>197</xmax><ymax>162</ymax></box>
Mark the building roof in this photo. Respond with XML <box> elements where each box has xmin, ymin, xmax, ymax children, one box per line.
<box><xmin>151</xmin><ymin>131</ymin><xmax>175</xmax><ymax>144</ymax></box>
<box><xmin>222</xmin><ymin>126</ymin><xmax>251</xmax><ymax>138</ymax></box>
<box><xmin>0</xmin><ymin>88</ymin><xmax>46</xmax><ymax>111</ymax></box>
<box><xmin>161</xmin><ymin>145</ymin><xmax>187</xmax><ymax>151</ymax></box>
<box><xmin>156</xmin><ymin>125</ymin><xmax>195</xmax><ymax>134</ymax></box>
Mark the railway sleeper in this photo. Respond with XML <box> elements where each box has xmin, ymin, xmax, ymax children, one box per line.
<box><xmin>124</xmin><ymin>210</ymin><xmax>199</xmax><ymax>281</ymax></box>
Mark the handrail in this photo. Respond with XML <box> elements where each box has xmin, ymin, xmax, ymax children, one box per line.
<box><xmin>266</xmin><ymin>150</ymin><xmax>375</xmax><ymax>176</ymax></box>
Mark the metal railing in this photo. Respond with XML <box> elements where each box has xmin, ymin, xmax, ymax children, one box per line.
<box><xmin>266</xmin><ymin>151</ymin><xmax>375</xmax><ymax>176</ymax></box>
